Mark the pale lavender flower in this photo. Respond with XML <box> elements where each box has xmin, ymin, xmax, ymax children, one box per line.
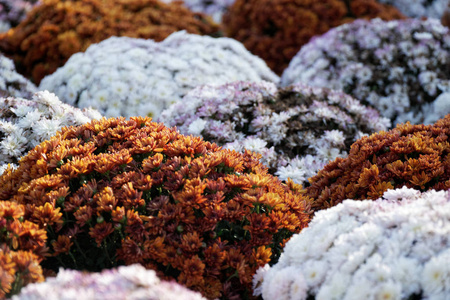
<box><xmin>158</xmin><ymin>81</ymin><xmax>389</xmax><ymax>185</ymax></box>
<box><xmin>39</xmin><ymin>31</ymin><xmax>279</xmax><ymax>119</ymax></box>
<box><xmin>0</xmin><ymin>91</ymin><xmax>101</xmax><ymax>174</ymax></box>
<box><xmin>13</xmin><ymin>264</ymin><xmax>206</xmax><ymax>300</ymax></box>
<box><xmin>282</xmin><ymin>18</ymin><xmax>450</xmax><ymax>126</ymax></box>
<box><xmin>254</xmin><ymin>187</ymin><xmax>450</xmax><ymax>300</ymax></box>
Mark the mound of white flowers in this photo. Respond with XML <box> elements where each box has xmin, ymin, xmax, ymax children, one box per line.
<box><xmin>377</xmin><ymin>0</ymin><xmax>447</xmax><ymax>18</ymax></box>
<box><xmin>0</xmin><ymin>91</ymin><xmax>101</xmax><ymax>174</ymax></box>
<box><xmin>0</xmin><ymin>54</ymin><xmax>36</xmax><ymax>98</ymax></box>
<box><xmin>161</xmin><ymin>0</ymin><xmax>235</xmax><ymax>22</ymax></box>
<box><xmin>254</xmin><ymin>187</ymin><xmax>450</xmax><ymax>300</ymax></box>
<box><xmin>281</xmin><ymin>18</ymin><xmax>450</xmax><ymax>126</ymax></box>
<box><xmin>158</xmin><ymin>81</ymin><xmax>389</xmax><ymax>185</ymax></box>
<box><xmin>13</xmin><ymin>264</ymin><xmax>206</xmax><ymax>300</ymax></box>
<box><xmin>39</xmin><ymin>30</ymin><xmax>279</xmax><ymax>118</ymax></box>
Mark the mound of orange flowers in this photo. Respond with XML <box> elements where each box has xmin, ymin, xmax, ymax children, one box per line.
<box><xmin>0</xmin><ymin>201</ymin><xmax>46</xmax><ymax>299</ymax></box>
<box><xmin>0</xmin><ymin>117</ymin><xmax>311</xmax><ymax>299</ymax></box>
<box><xmin>306</xmin><ymin>115</ymin><xmax>450</xmax><ymax>212</ymax></box>
<box><xmin>223</xmin><ymin>0</ymin><xmax>404</xmax><ymax>75</ymax></box>
<box><xmin>0</xmin><ymin>0</ymin><xmax>219</xmax><ymax>84</ymax></box>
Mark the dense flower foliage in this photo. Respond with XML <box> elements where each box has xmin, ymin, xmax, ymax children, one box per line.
<box><xmin>254</xmin><ymin>187</ymin><xmax>450</xmax><ymax>300</ymax></box>
<box><xmin>0</xmin><ymin>91</ymin><xmax>101</xmax><ymax>175</ymax></box>
<box><xmin>159</xmin><ymin>81</ymin><xmax>389</xmax><ymax>185</ymax></box>
<box><xmin>0</xmin><ymin>0</ymin><xmax>219</xmax><ymax>84</ymax></box>
<box><xmin>162</xmin><ymin>0</ymin><xmax>235</xmax><ymax>22</ymax></box>
<box><xmin>13</xmin><ymin>264</ymin><xmax>206</xmax><ymax>300</ymax></box>
<box><xmin>0</xmin><ymin>117</ymin><xmax>311</xmax><ymax>299</ymax></box>
<box><xmin>0</xmin><ymin>54</ymin><xmax>36</xmax><ymax>99</ymax></box>
<box><xmin>39</xmin><ymin>32</ymin><xmax>279</xmax><ymax>118</ymax></box>
<box><xmin>0</xmin><ymin>0</ymin><xmax>40</xmax><ymax>32</ymax></box>
<box><xmin>377</xmin><ymin>0</ymin><xmax>448</xmax><ymax>18</ymax></box>
<box><xmin>306</xmin><ymin>114</ymin><xmax>450</xmax><ymax>212</ymax></box>
<box><xmin>222</xmin><ymin>0</ymin><xmax>404</xmax><ymax>75</ymax></box>
<box><xmin>0</xmin><ymin>201</ymin><xmax>46</xmax><ymax>299</ymax></box>
<box><xmin>282</xmin><ymin>18</ymin><xmax>450</xmax><ymax>125</ymax></box>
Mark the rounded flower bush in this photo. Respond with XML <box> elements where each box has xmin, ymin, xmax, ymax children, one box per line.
<box><xmin>0</xmin><ymin>0</ymin><xmax>219</xmax><ymax>84</ymax></box>
<box><xmin>0</xmin><ymin>117</ymin><xmax>311</xmax><ymax>299</ymax></box>
<box><xmin>377</xmin><ymin>0</ymin><xmax>448</xmax><ymax>18</ymax></box>
<box><xmin>306</xmin><ymin>114</ymin><xmax>450</xmax><ymax>212</ymax></box>
<box><xmin>0</xmin><ymin>201</ymin><xmax>47</xmax><ymax>299</ymax></box>
<box><xmin>222</xmin><ymin>0</ymin><xmax>404</xmax><ymax>75</ymax></box>
<box><xmin>159</xmin><ymin>81</ymin><xmax>390</xmax><ymax>185</ymax></box>
<box><xmin>0</xmin><ymin>54</ymin><xmax>36</xmax><ymax>99</ymax></box>
<box><xmin>282</xmin><ymin>18</ymin><xmax>450</xmax><ymax>125</ymax></box>
<box><xmin>0</xmin><ymin>0</ymin><xmax>40</xmax><ymax>32</ymax></box>
<box><xmin>39</xmin><ymin>31</ymin><xmax>279</xmax><ymax>118</ymax></box>
<box><xmin>162</xmin><ymin>0</ymin><xmax>235</xmax><ymax>22</ymax></box>
<box><xmin>13</xmin><ymin>264</ymin><xmax>206</xmax><ymax>300</ymax></box>
<box><xmin>0</xmin><ymin>91</ymin><xmax>101</xmax><ymax>174</ymax></box>
<box><xmin>254</xmin><ymin>187</ymin><xmax>450</xmax><ymax>300</ymax></box>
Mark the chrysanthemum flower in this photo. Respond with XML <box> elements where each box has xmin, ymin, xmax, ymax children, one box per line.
<box><xmin>223</xmin><ymin>0</ymin><xmax>404</xmax><ymax>75</ymax></box>
<box><xmin>159</xmin><ymin>81</ymin><xmax>389</xmax><ymax>185</ymax></box>
<box><xmin>0</xmin><ymin>0</ymin><xmax>219</xmax><ymax>84</ymax></box>
<box><xmin>0</xmin><ymin>54</ymin><xmax>36</xmax><ymax>98</ymax></box>
<box><xmin>282</xmin><ymin>18</ymin><xmax>450</xmax><ymax>125</ymax></box>
<box><xmin>39</xmin><ymin>31</ymin><xmax>278</xmax><ymax>118</ymax></box>
<box><xmin>12</xmin><ymin>264</ymin><xmax>206</xmax><ymax>300</ymax></box>
<box><xmin>0</xmin><ymin>117</ymin><xmax>311</xmax><ymax>299</ymax></box>
<box><xmin>254</xmin><ymin>187</ymin><xmax>450</xmax><ymax>300</ymax></box>
<box><xmin>0</xmin><ymin>91</ymin><xmax>101</xmax><ymax>174</ymax></box>
<box><xmin>306</xmin><ymin>114</ymin><xmax>450</xmax><ymax>211</ymax></box>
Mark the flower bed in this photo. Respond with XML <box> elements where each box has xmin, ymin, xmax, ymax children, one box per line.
<box><xmin>254</xmin><ymin>187</ymin><xmax>450</xmax><ymax>300</ymax></box>
<box><xmin>0</xmin><ymin>117</ymin><xmax>311</xmax><ymax>299</ymax></box>
<box><xmin>0</xmin><ymin>0</ymin><xmax>219</xmax><ymax>84</ymax></box>
<box><xmin>282</xmin><ymin>18</ymin><xmax>450</xmax><ymax>125</ymax></box>
<box><xmin>0</xmin><ymin>91</ymin><xmax>101</xmax><ymax>174</ymax></box>
<box><xmin>159</xmin><ymin>81</ymin><xmax>389</xmax><ymax>185</ymax></box>
<box><xmin>39</xmin><ymin>31</ymin><xmax>278</xmax><ymax>118</ymax></box>
<box><xmin>13</xmin><ymin>264</ymin><xmax>206</xmax><ymax>300</ymax></box>
<box><xmin>306</xmin><ymin>114</ymin><xmax>450</xmax><ymax>212</ymax></box>
<box><xmin>223</xmin><ymin>0</ymin><xmax>404</xmax><ymax>75</ymax></box>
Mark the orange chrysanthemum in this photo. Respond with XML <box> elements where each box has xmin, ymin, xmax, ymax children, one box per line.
<box><xmin>0</xmin><ymin>0</ymin><xmax>219</xmax><ymax>84</ymax></box>
<box><xmin>0</xmin><ymin>117</ymin><xmax>312</xmax><ymax>299</ymax></box>
<box><xmin>0</xmin><ymin>201</ymin><xmax>45</xmax><ymax>298</ymax></box>
<box><xmin>223</xmin><ymin>0</ymin><xmax>405</xmax><ymax>74</ymax></box>
<box><xmin>307</xmin><ymin>114</ymin><xmax>450</xmax><ymax>211</ymax></box>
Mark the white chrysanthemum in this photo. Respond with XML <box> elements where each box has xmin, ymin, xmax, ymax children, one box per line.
<box><xmin>282</xmin><ymin>18</ymin><xmax>450</xmax><ymax>126</ymax></box>
<box><xmin>13</xmin><ymin>264</ymin><xmax>206</xmax><ymax>300</ymax></box>
<box><xmin>159</xmin><ymin>81</ymin><xmax>388</xmax><ymax>185</ymax></box>
<box><xmin>0</xmin><ymin>54</ymin><xmax>37</xmax><ymax>98</ymax></box>
<box><xmin>0</xmin><ymin>91</ymin><xmax>102</xmax><ymax>174</ymax></box>
<box><xmin>254</xmin><ymin>188</ymin><xmax>450</xmax><ymax>300</ymax></box>
<box><xmin>40</xmin><ymin>31</ymin><xmax>279</xmax><ymax>118</ymax></box>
